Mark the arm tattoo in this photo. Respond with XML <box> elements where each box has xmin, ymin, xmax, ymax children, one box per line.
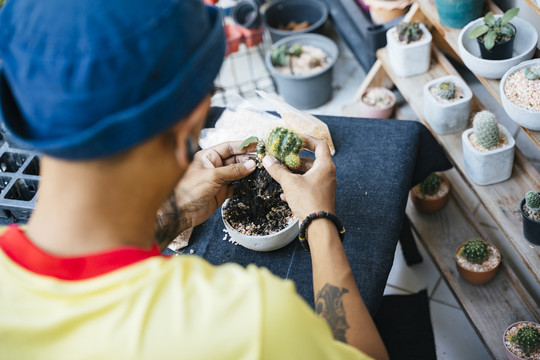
<box><xmin>315</xmin><ymin>283</ymin><xmax>350</xmax><ymax>343</ymax></box>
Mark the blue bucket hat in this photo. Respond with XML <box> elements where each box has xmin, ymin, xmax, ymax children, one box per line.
<box><xmin>0</xmin><ymin>0</ymin><xmax>225</xmax><ymax>159</ymax></box>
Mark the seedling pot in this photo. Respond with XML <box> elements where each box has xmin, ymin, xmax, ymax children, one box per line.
<box><xmin>503</xmin><ymin>321</ymin><xmax>540</xmax><ymax>360</ymax></box>
<box><xmin>434</xmin><ymin>0</ymin><xmax>485</xmax><ymax>28</ymax></box>
<box><xmin>455</xmin><ymin>241</ymin><xmax>501</xmax><ymax>285</ymax></box>
<box><xmin>520</xmin><ymin>197</ymin><xmax>540</xmax><ymax>246</ymax></box>
<box><xmin>356</xmin><ymin>87</ymin><xmax>396</xmax><ymax>119</ymax></box>
<box><xmin>477</xmin><ymin>24</ymin><xmax>516</xmax><ymax>60</ymax></box>
<box><xmin>410</xmin><ymin>173</ymin><xmax>450</xmax><ymax>213</ymax></box>
<box><xmin>386</xmin><ymin>23</ymin><xmax>432</xmax><ymax>78</ymax></box>
<box><xmin>231</xmin><ymin>0</ymin><xmax>261</xmax><ymax>29</ymax></box>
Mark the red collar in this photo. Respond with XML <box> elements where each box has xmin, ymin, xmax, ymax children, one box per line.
<box><xmin>0</xmin><ymin>225</ymin><xmax>162</xmax><ymax>280</ymax></box>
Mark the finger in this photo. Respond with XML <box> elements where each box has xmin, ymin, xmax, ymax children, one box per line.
<box><xmin>199</xmin><ymin>141</ymin><xmax>258</xmax><ymax>168</ymax></box>
<box><xmin>222</xmin><ymin>154</ymin><xmax>257</xmax><ymax>166</ymax></box>
<box><xmin>211</xmin><ymin>160</ymin><xmax>257</xmax><ymax>183</ymax></box>
<box><xmin>295</xmin><ymin>157</ymin><xmax>314</xmax><ymax>173</ymax></box>
<box><xmin>302</xmin><ymin>135</ymin><xmax>331</xmax><ymax>159</ymax></box>
<box><xmin>262</xmin><ymin>155</ymin><xmax>292</xmax><ymax>184</ymax></box>
<box><xmin>280</xmin><ymin>193</ymin><xmax>287</xmax><ymax>202</ymax></box>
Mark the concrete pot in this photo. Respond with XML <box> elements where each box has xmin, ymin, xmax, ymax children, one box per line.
<box><xmin>520</xmin><ymin>197</ymin><xmax>540</xmax><ymax>246</ymax></box>
<box><xmin>356</xmin><ymin>87</ymin><xmax>396</xmax><ymax>119</ymax></box>
<box><xmin>423</xmin><ymin>75</ymin><xmax>472</xmax><ymax>134</ymax></box>
<box><xmin>222</xmin><ymin>199</ymin><xmax>299</xmax><ymax>252</ymax></box>
<box><xmin>500</xmin><ymin>59</ymin><xmax>540</xmax><ymax>131</ymax></box>
<box><xmin>462</xmin><ymin>124</ymin><xmax>515</xmax><ymax>185</ymax></box>
<box><xmin>264</xmin><ymin>0</ymin><xmax>328</xmax><ymax>43</ymax></box>
<box><xmin>503</xmin><ymin>321</ymin><xmax>540</xmax><ymax>360</ymax></box>
<box><xmin>458</xmin><ymin>16</ymin><xmax>538</xmax><ymax>79</ymax></box>
<box><xmin>386</xmin><ymin>23</ymin><xmax>432</xmax><ymax>78</ymax></box>
<box><xmin>265</xmin><ymin>34</ymin><xmax>338</xmax><ymax>109</ymax></box>
<box><xmin>455</xmin><ymin>241</ymin><xmax>501</xmax><ymax>285</ymax></box>
<box><xmin>434</xmin><ymin>0</ymin><xmax>485</xmax><ymax>29</ymax></box>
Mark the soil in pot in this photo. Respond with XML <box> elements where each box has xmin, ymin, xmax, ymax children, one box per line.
<box><xmin>504</xmin><ymin>65</ymin><xmax>540</xmax><ymax>112</ymax></box>
<box><xmin>477</xmin><ymin>23</ymin><xmax>516</xmax><ymax>60</ymax></box>
<box><xmin>410</xmin><ymin>172</ymin><xmax>450</xmax><ymax>213</ymax></box>
<box><xmin>271</xmin><ymin>43</ymin><xmax>332</xmax><ymax>77</ymax></box>
<box><xmin>455</xmin><ymin>239</ymin><xmax>501</xmax><ymax>285</ymax></box>
<box><xmin>223</xmin><ymin>159</ymin><xmax>294</xmax><ymax>236</ymax></box>
<box><xmin>504</xmin><ymin>321</ymin><xmax>540</xmax><ymax>360</ymax></box>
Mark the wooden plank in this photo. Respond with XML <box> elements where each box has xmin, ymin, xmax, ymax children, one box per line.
<box><xmin>352</xmin><ymin>60</ymin><xmax>394</xmax><ymax>102</ymax></box>
<box><xmin>407</xmin><ymin>189</ymin><xmax>540</xmax><ymax>359</ymax></box>
<box><xmin>416</xmin><ymin>0</ymin><xmax>540</xmax><ymax>149</ymax></box>
<box><xmin>377</xmin><ymin>46</ymin><xmax>540</xmax><ymax>285</ymax></box>
<box><xmin>524</xmin><ymin>0</ymin><xmax>540</xmax><ymax>15</ymax></box>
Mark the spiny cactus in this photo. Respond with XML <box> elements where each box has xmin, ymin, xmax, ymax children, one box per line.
<box><xmin>516</xmin><ymin>325</ymin><xmax>540</xmax><ymax>355</ymax></box>
<box><xmin>473</xmin><ymin>110</ymin><xmax>500</xmax><ymax>150</ymax></box>
<box><xmin>420</xmin><ymin>173</ymin><xmax>442</xmax><ymax>196</ymax></box>
<box><xmin>266</xmin><ymin>127</ymin><xmax>304</xmax><ymax>170</ymax></box>
<box><xmin>524</xmin><ymin>68</ymin><xmax>540</xmax><ymax>80</ymax></box>
<box><xmin>525</xmin><ymin>191</ymin><xmax>540</xmax><ymax>216</ymax></box>
<box><xmin>461</xmin><ymin>238</ymin><xmax>489</xmax><ymax>264</ymax></box>
<box><xmin>436</xmin><ymin>81</ymin><xmax>456</xmax><ymax>100</ymax></box>
<box><xmin>238</xmin><ymin>127</ymin><xmax>304</xmax><ymax>170</ymax></box>
<box><xmin>397</xmin><ymin>22</ymin><xmax>424</xmax><ymax>44</ymax></box>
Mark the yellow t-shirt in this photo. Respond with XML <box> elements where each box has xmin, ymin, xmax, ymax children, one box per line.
<box><xmin>0</xmin><ymin>226</ymin><xmax>371</xmax><ymax>359</ymax></box>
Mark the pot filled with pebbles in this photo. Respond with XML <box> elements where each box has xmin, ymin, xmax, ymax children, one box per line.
<box><xmin>222</xmin><ymin>127</ymin><xmax>303</xmax><ymax>252</ymax></box>
<box><xmin>503</xmin><ymin>321</ymin><xmax>540</xmax><ymax>360</ymax></box>
<box><xmin>410</xmin><ymin>172</ymin><xmax>450</xmax><ymax>213</ymax></box>
<box><xmin>356</xmin><ymin>87</ymin><xmax>396</xmax><ymax>119</ymax></box>
<box><xmin>501</xmin><ymin>59</ymin><xmax>540</xmax><ymax>131</ymax></box>
<box><xmin>520</xmin><ymin>191</ymin><xmax>540</xmax><ymax>246</ymax></box>
<box><xmin>455</xmin><ymin>238</ymin><xmax>501</xmax><ymax>285</ymax></box>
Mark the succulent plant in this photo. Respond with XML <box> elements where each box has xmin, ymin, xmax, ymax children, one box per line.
<box><xmin>461</xmin><ymin>238</ymin><xmax>489</xmax><ymax>264</ymax></box>
<box><xmin>435</xmin><ymin>81</ymin><xmax>456</xmax><ymax>100</ymax></box>
<box><xmin>472</xmin><ymin>110</ymin><xmax>500</xmax><ymax>150</ymax></box>
<box><xmin>239</xmin><ymin>127</ymin><xmax>304</xmax><ymax>170</ymax></box>
<box><xmin>525</xmin><ymin>191</ymin><xmax>540</xmax><ymax>216</ymax></box>
<box><xmin>515</xmin><ymin>325</ymin><xmax>540</xmax><ymax>355</ymax></box>
<box><xmin>468</xmin><ymin>8</ymin><xmax>519</xmax><ymax>50</ymax></box>
<box><xmin>419</xmin><ymin>173</ymin><xmax>442</xmax><ymax>196</ymax></box>
<box><xmin>271</xmin><ymin>43</ymin><xmax>303</xmax><ymax>67</ymax></box>
<box><xmin>396</xmin><ymin>21</ymin><xmax>424</xmax><ymax>44</ymax></box>
<box><xmin>524</xmin><ymin>67</ymin><xmax>540</xmax><ymax>80</ymax></box>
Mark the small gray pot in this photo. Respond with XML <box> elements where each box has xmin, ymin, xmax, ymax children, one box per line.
<box><xmin>462</xmin><ymin>124</ymin><xmax>515</xmax><ymax>185</ymax></box>
<box><xmin>423</xmin><ymin>75</ymin><xmax>472</xmax><ymax>134</ymax></box>
<box><xmin>265</xmin><ymin>34</ymin><xmax>338</xmax><ymax>109</ymax></box>
<box><xmin>387</xmin><ymin>23</ymin><xmax>432</xmax><ymax>77</ymax></box>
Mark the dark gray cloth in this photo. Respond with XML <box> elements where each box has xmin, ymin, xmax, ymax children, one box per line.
<box><xmin>173</xmin><ymin>108</ymin><xmax>452</xmax><ymax>315</ymax></box>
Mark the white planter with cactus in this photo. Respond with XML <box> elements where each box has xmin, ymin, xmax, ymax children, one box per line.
<box><xmin>462</xmin><ymin>110</ymin><xmax>515</xmax><ymax>185</ymax></box>
<box><xmin>387</xmin><ymin>22</ymin><xmax>432</xmax><ymax>78</ymax></box>
<box><xmin>423</xmin><ymin>75</ymin><xmax>472</xmax><ymax>134</ymax></box>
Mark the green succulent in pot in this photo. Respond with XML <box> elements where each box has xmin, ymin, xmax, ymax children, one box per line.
<box><xmin>435</xmin><ymin>81</ymin><xmax>456</xmax><ymax>100</ymax></box>
<box><xmin>524</xmin><ymin>67</ymin><xmax>540</xmax><ymax>80</ymax></box>
<box><xmin>396</xmin><ymin>21</ymin><xmax>424</xmax><ymax>44</ymax></box>
<box><xmin>460</xmin><ymin>238</ymin><xmax>489</xmax><ymax>264</ymax></box>
<box><xmin>468</xmin><ymin>8</ymin><xmax>519</xmax><ymax>51</ymax></box>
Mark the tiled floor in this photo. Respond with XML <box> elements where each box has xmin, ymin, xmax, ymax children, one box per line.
<box><xmin>213</xmin><ymin>26</ymin><xmax>540</xmax><ymax>360</ymax></box>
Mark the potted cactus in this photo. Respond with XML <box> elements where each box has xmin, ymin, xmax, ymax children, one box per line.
<box><xmin>503</xmin><ymin>321</ymin><xmax>540</xmax><ymax>360</ymax></box>
<box><xmin>423</xmin><ymin>75</ymin><xmax>472</xmax><ymax>134</ymax></box>
<box><xmin>410</xmin><ymin>172</ymin><xmax>450</xmax><ymax>213</ymax></box>
<box><xmin>386</xmin><ymin>21</ymin><xmax>432</xmax><ymax>78</ymax></box>
<box><xmin>357</xmin><ymin>87</ymin><xmax>396</xmax><ymax>119</ymax></box>
<box><xmin>455</xmin><ymin>238</ymin><xmax>501</xmax><ymax>285</ymax></box>
<box><xmin>462</xmin><ymin>110</ymin><xmax>515</xmax><ymax>185</ymax></box>
<box><xmin>467</xmin><ymin>8</ymin><xmax>520</xmax><ymax>60</ymax></box>
<box><xmin>222</xmin><ymin>127</ymin><xmax>303</xmax><ymax>251</ymax></box>
<box><xmin>520</xmin><ymin>191</ymin><xmax>540</xmax><ymax>246</ymax></box>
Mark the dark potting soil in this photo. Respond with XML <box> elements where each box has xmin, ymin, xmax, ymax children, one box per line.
<box><xmin>223</xmin><ymin>159</ymin><xmax>294</xmax><ymax>236</ymax></box>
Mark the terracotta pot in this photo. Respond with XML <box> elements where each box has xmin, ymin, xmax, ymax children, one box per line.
<box><xmin>410</xmin><ymin>173</ymin><xmax>450</xmax><ymax>213</ymax></box>
<box><xmin>455</xmin><ymin>241</ymin><xmax>501</xmax><ymax>285</ymax></box>
<box><xmin>224</xmin><ymin>24</ymin><xmax>243</xmax><ymax>56</ymax></box>
<box><xmin>364</xmin><ymin>0</ymin><xmax>413</xmax><ymax>24</ymax></box>
<box><xmin>237</xmin><ymin>26</ymin><xmax>264</xmax><ymax>48</ymax></box>
<box><xmin>356</xmin><ymin>87</ymin><xmax>396</xmax><ymax>119</ymax></box>
<box><xmin>503</xmin><ymin>321</ymin><xmax>540</xmax><ymax>360</ymax></box>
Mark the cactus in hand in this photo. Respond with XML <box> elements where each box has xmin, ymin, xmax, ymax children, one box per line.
<box><xmin>239</xmin><ymin>127</ymin><xmax>304</xmax><ymax>170</ymax></box>
<box><xmin>435</xmin><ymin>81</ymin><xmax>456</xmax><ymax>100</ymax></box>
<box><xmin>266</xmin><ymin>127</ymin><xmax>304</xmax><ymax>170</ymax></box>
<box><xmin>397</xmin><ymin>21</ymin><xmax>424</xmax><ymax>44</ymax></box>
<box><xmin>420</xmin><ymin>173</ymin><xmax>442</xmax><ymax>196</ymax></box>
<box><xmin>461</xmin><ymin>238</ymin><xmax>489</xmax><ymax>264</ymax></box>
<box><xmin>525</xmin><ymin>191</ymin><xmax>540</xmax><ymax>217</ymax></box>
<box><xmin>473</xmin><ymin>110</ymin><xmax>500</xmax><ymax>150</ymax></box>
<box><xmin>516</xmin><ymin>325</ymin><xmax>540</xmax><ymax>355</ymax></box>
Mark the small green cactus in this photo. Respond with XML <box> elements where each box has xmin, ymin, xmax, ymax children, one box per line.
<box><xmin>238</xmin><ymin>127</ymin><xmax>304</xmax><ymax>170</ymax></box>
<box><xmin>271</xmin><ymin>43</ymin><xmax>303</xmax><ymax>67</ymax></box>
<box><xmin>435</xmin><ymin>81</ymin><xmax>456</xmax><ymax>100</ymax></box>
<box><xmin>473</xmin><ymin>110</ymin><xmax>500</xmax><ymax>150</ymax></box>
<box><xmin>397</xmin><ymin>22</ymin><xmax>424</xmax><ymax>44</ymax></box>
<box><xmin>461</xmin><ymin>238</ymin><xmax>489</xmax><ymax>264</ymax></box>
<box><xmin>420</xmin><ymin>173</ymin><xmax>442</xmax><ymax>196</ymax></box>
<box><xmin>516</xmin><ymin>325</ymin><xmax>540</xmax><ymax>355</ymax></box>
<box><xmin>524</xmin><ymin>68</ymin><xmax>540</xmax><ymax>80</ymax></box>
<box><xmin>525</xmin><ymin>191</ymin><xmax>540</xmax><ymax>216</ymax></box>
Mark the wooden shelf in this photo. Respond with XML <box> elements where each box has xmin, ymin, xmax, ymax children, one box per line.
<box><xmin>374</xmin><ymin>45</ymin><xmax>540</xmax><ymax>286</ymax></box>
<box><xmin>414</xmin><ymin>0</ymin><xmax>540</xmax><ymax>149</ymax></box>
<box><xmin>524</xmin><ymin>0</ymin><xmax>540</xmax><ymax>15</ymax></box>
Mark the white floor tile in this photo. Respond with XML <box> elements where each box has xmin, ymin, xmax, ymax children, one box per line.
<box><xmin>386</xmin><ymin>237</ymin><xmax>441</xmax><ymax>296</ymax></box>
<box><xmin>431</xmin><ymin>279</ymin><xmax>460</xmax><ymax>309</ymax></box>
<box><xmin>430</xmin><ymin>301</ymin><xmax>492</xmax><ymax>360</ymax></box>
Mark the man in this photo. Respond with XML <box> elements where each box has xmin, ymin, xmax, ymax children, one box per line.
<box><xmin>0</xmin><ymin>0</ymin><xmax>388</xmax><ymax>358</ymax></box>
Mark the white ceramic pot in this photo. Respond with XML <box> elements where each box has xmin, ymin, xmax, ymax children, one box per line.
<box><xmin>500</xmin><ymin>59</ymin><xmax>540</xmax><ymax>131</ymax></box>
<box><xmin>221</xmin><ymin>199</ymin><xmax>299</xmax><ymax>252</ymax></box>
<box><xmin>462</xmin><ymin>124</ymin><xmax>515</xmax><ymax>185</ymax></box>
<box><xmin>458</xmin><ymin>16</ymin><xmax>538</xmax><ymax>79</ymax></box>
<box><xmin>423</xmin><ymin>75</ymin><xmax>472</xmax><ymax>134</ymax></box>
<box><xmin>386</xmin><ymin>23</ymin><xmax>432</xmax><ymax>78</ymax></box>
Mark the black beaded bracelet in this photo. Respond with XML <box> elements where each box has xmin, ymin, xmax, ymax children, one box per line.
<box><xmin>298</xmin><ymin>211</ymin><xmax>345</xmax><ymax>252</ymax></box>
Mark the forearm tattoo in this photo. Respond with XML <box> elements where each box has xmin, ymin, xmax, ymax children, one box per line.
<box><xmin>315</xmin><ymin>283</ymin><xmax>350</xmax><ymax>343</ymax></box>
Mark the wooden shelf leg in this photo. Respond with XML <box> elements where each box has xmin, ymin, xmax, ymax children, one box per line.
<box><xmin>399</xmin><ymin>215</ymin><xmax>423</xmax><ymax>266</ymax></box>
